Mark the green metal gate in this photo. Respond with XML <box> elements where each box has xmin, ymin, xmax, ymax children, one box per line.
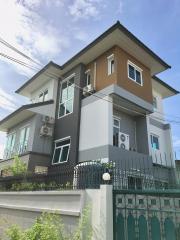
<box><xmin>113</xmin><ymin>190</ymin><xmax>180</xmax><ymax>240</ymax></box>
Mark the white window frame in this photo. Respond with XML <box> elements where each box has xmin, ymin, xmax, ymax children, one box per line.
<box><xmin>127</xmin><ymin>60</ymin><xmax>143</xmax><ymax>86</ymax></box>
<box><xmin>85</xmin><ymin>69</ymin><xmax>91</xmax><ymax>87</ymax></box>
<box><xmin>150</xmin><ymin>133</ymin><xmax>160</xmax><ymax>150</ymax></box>
<box><xmin>107</xmin><ymin>54</ymin><xmax>115</xmax><ymax>75</ymax></box>
<box><xmin>58</xmin><ymin>73</ymin><xmax>75</xmax><ymax>119</ymax></box>
<box><xmin>52</xmin><ymin>137</ymin><xmax>71</xmax><ymax>165</ymax></box>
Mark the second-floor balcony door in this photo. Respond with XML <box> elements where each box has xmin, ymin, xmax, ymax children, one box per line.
<box><xmin>19</xmin><ymin>126</ymin><xmax>30</xmax><ymax>154</ymax></box>
<box><xmin>113</xmin><ymin>117</ymin><xmax>120</xmax><ymax>147</ymax></box>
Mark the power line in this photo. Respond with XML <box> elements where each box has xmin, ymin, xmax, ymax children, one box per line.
<box><xmin>0</xmin><ymin>37</ymin><xmax>42</xmax><ymax>67</ymax></box>
<box><xmin>1</xmin><ymin>49</ymin><xmax>180</xmax><ymax>126</ymax></box>
<box><xmin>0</xmin><ymin>52</ymin><xmax>39</xmax><ymax>72</ymax></box>
<box><xmin>0</xmin><ymin>35</ymin><xmax>179</xmax><ymax>122</ymax></box>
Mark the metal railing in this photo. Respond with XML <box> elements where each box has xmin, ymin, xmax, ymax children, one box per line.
<box><xmin>0</xmin><ymin>160</ymin><xmax>179</xmax><ymax>192</ymax></box>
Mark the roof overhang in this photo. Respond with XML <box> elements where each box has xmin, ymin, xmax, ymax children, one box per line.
<box><xmin>0</xmin><ymin>100</ymin><xmax>54</xmax><ymax>132</ymax></box>
<box><xmin>16</xmin><ymin>62</ymin><xmax>61</xmax><ymax>97</ymax></box>
<box><xmin>16</xmin><ymin>21</ymin><xmax>170</xmax><ymax>97</ymax></box>
<box><xmin>152</xmin><ymin>76</ymin><xmax>179</xmax><ymax>98</ymax></box>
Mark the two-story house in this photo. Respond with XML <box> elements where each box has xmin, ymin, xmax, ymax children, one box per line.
<box><xmin>0</xmin><ymin>21</ymin><xmax>179</xmax><ymax>187</ymax></box>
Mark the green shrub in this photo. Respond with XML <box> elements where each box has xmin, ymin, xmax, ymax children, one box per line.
<box><xmin>3</xmin><ymin>156</ymin><xmax>27</xmax><ymax>177</ymax></box>
<box><xmin>6</xmin><ymin>206</ymin><xmax>92</xmax><ymax>240</ymax></box>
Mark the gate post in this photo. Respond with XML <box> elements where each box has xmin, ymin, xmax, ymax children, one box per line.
<box><xmin>100</xmin><ymin>184</ymin><xmax>113</xmax><ymax>240</ymax></box>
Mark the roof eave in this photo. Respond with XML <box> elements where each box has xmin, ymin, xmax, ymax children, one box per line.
<box><xmin>15</xmin><ymin>62</ymin><xmax>61</xmax><ymax>94</ymax></box>
<box><xmin>0</xmin><ymin>100</ymin><xmax>54</xmax><ymax>131</ymax></box>
<box><xmin>152</xmin><ymin>76</ymin><xmax>179</xmax><ymax>96</ymax></box>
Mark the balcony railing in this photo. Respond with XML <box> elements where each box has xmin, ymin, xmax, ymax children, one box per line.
<box><xmin>3</xmin><ymin>141</ymin><xmax>28</xmax><ymax>160</ymax></box>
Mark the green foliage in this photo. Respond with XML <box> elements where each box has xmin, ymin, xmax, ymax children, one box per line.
<box><xmin>9</xmin><ymin>181</ymin><xmax>72</xmax><ymax>191</ymax></box>
<box><xmin>73</xmin><ymin>205</ymin><xmax>92</xmax><ymax>240</ymax></box>
<box><xmin>3</xmin><ymin>156</ymin><xmax>27</xmax><ymax>177</ymax></box>
<box><xmin>6</xmin><ymin>206</ymin><xmax>92</xmax><ymax>240</ymax></box>
<box><xmin>11</xmin><ymin>155</ymin><xmax>27</xmax><ymax>176</ymax></box>
<box><xmin>6</xmin><ymin>225</ymin><xmax>23</xmax><ymax>240</ymax></box>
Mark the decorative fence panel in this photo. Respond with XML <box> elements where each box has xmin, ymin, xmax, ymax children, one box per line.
<box><xmin>113</xmin><ymin>190</ymin><xmax>180</xmax><ymax>240</ymax></box>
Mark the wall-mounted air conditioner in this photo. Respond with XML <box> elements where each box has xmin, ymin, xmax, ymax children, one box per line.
<box><xmin>119</xmin><ymin>132</ymin><xmax>130</xmax><ymax>150</ymax></box>
<box><xmin>40</xmin><ymin>125</ymin><xmax>53</xmax><ymax>137</ymax></box>
<box><xmin>83</xmin><ymin>84</ymin><xmax>94</xmax><ymax>96</ymax></box>
<box><xmin>42</xmin><ymin>115</ymin><xmax>54</xmax><ymax>124</ymax></box>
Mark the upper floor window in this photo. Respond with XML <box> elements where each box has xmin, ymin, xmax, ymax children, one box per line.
<box><xmin>128</xmin><ymin>61</ymin><xmax>143</xmax><ymax>86</ymax></box>
<box><xmin>58</xmin><ymin>76</ymin><xmax>75</xmax><ymax>118</ymax></box>
<box><xmin>85</xmin><ymin>70</ymin><xmax>91</xmax><ymax>87</ymax></box>
<box><xmin>153</xmin><ymin>96</ymin><xmax>157</xmax><ymax>110</ymax></box>
<box><xmin>107</xmin><ymin>54</ymin><xmax>115</xmax><ymax>75</ymax></box>
<box><xmin>4</xmin><ymin>132</ymin><xmax>16</xmax><ymax>159</ymax></box>
<box><xmin>52</xmin><ymin>138</ymin><xmax>70</xmax><ymax>164</ymax></box>
<box><xmin>150</xmin><ymin>134</ymin><xmax>159</xmax><ymax>150</ymax></box>
<box><xmin>19</xmin><ymin>126</ymin><xmax>30</xmax><ymax>154</ymax></box>
<box><xmin>39</xmin><ymin>89</ymin><xmax>48</xmax><ymax>102</ymax></box>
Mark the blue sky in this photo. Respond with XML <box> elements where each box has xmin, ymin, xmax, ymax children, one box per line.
<box><xmin>0</xmin><ymin>0</ymin><xmax>180</xmax><ymax>158</ymax></box>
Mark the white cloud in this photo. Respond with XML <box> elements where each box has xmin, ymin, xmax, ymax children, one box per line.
<box><xmin>73</xmin><ymin>28</ymin><xmax>89</xmax><ymax>42</ymax></box>
<box><xmin>0</xmin><ymin>88</ymin><xmax>18</xmax><ymax>112</ymax></box>
<box><xmin>0</xmin><ymin>0</ymin><xmax>70</xmax><ymax>76</ymax></box>
<box><xmin>69</xmin><ymin>0</ymin><xmax>101</xmax><ymax>20</ymax></box>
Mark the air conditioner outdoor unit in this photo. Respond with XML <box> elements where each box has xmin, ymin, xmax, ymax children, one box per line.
<box><xmin>42</xmin><ymin>115</ymin><xmax>54</xmax><ymax>124</ymax></box>
<box><xmin>119</xmin><ymin>132</ymin><xmax>130</xmax><ymax>150</ymax></box>
<box><xmin>83</xmin><ymin>84</ymin><xmax>94</xmax><ymax>96</ymax></box>
<box><xmin>40</xmin><ymin>125</ymin><xmax>53</xmax><ymax>137</ymax></box>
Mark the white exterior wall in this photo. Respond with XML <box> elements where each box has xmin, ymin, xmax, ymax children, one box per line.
<box><xmin>30</xmin><ymin>79</ymin><xmax>57</xmax><ymax>103</ymax></box>
<box><xmin>148</xmin><ymin>87</ymin><xmax>175</xmax><ymax>166</ymax></box>
<box><xmin>79</xmin><ymin>96</ymin><xmax>113</xmax><ymax>151</ymax></box>
<box><xmin>151</xmin><ymin>89</ymin><xmax>164</xmax><ymax>121</ymax></box>
<box><xmin>30</xmin><ymin>78</ymin><xmax>58</xmax><ymax>117</ymax></box>
<box><xmin>0</xmin><ymin>186</ymin><xmax>113</xmax><ymax>240</ymax></box>
<box><xmin>148</xmin><ymin>120</ymin><xmax>174</xmax><ymax>166</ymax></box>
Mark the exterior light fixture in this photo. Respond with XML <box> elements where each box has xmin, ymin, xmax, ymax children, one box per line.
<box><xmin>102</xmin><ymin>172</ymin><xmax>111</xmax><ymax>181</ymax></box>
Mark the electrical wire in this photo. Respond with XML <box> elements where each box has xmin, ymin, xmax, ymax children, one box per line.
<box><xmin>1</xmin><ymin>48</ymin><xmax>180</xmax><ymax>126</ymax></box>
<box><xmin>0</xmin><ymin>37</ymin><xmax>43</xmax><ymax>67</ymax></box>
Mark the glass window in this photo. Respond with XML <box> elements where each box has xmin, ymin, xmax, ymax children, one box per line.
<box><xmin>59</xmin><ymin>77</ymin><xmax>74</xmax><ymax>118</ymax></box>
<box><xmin>4</xmin><ymin>133</ymin><xmax>16</xmax><ymax>159</ymax></box>
<box><xmin>52</xmin><ymin>138</ymin><xmax>70</xmax><ymax>164</ymax></box>
<box><xmin>39</xmin><ymin>93</ymin><xmax>44</xmax><ymax>102</ymax></box>
<box><xmin>44</xmin><ymin>90</ymin><xmax>48</xmax><ymax>101</ymax></box>
<box><xmin>135</xmin><ymin>70</ymin><xmax>141</xmax><ymax>84</ymax></box>
<box><xmin>151</xmin><ymin>134</ymin><xmax>159</xmax><ymax>150</ymax></box>
<box><xmin>19</xmin><ymin>126</ymin><xmax>30</xmax><ymax>154</ymax></box>
<box><xmin>85</xmin><ymin>71</ymin><xmax>91</xmax><ymax>86</ymax></box>
<box><xmin>113</xmin><ymin>117</ymin><xmax>120</xmax><ymax>147</ymax></box>
<box><xmin>128</xmin><ymin>177</ymin><xmax>142</xmax><ymax>190</ymax></box>
<box><xmin>128</xmin><ymin>65</ymin><xmax>135</xmax><ymax>79</ymax></box>
<box><xmin>39</xmin><ymin>90</ymin><xmax>48</xmax><ymax>102</ymax></box>
<box><xmin>107</xmin><ymin>55</ymin><xmax>115</xmax><ymax>75</ymax></box>
<box><xmin>128</xmin><ymin>62</ymin><xmax>142</xmax><ymax>85</ymax></box>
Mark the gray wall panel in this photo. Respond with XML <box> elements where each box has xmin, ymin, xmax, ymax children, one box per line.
<box><xmin>49</xmin><ymin>64</ymin><xmax>85</xmax><ymax>172</ymax></box>
<box><xmin>136</xmin><ymin>116</ymin><xmax>149</xmax><ymax>155</ymax></box>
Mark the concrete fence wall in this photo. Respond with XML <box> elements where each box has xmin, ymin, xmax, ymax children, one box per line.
<box><xmin>0</xmin><ymin>185</ymin><xmax>113</xmax><ymax>240</ymax></box>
